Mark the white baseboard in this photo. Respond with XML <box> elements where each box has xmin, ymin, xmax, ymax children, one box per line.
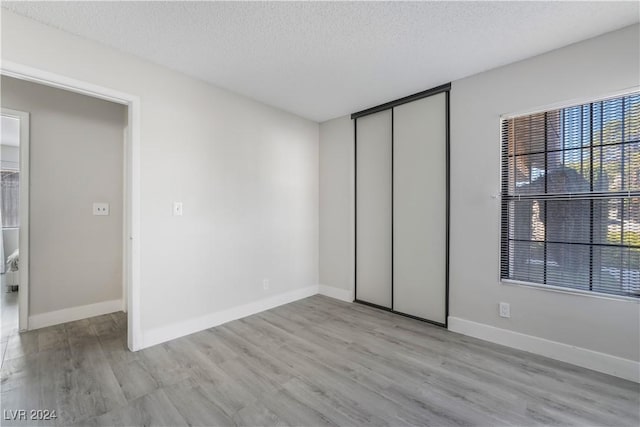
<box><xmin>448</xmin><ymin>316</ymin><xmax>640</xmax><ymax>383</ymax></box>
<box><xmin>142</xmin><ymin>285</ymin><xmax>319</xmax><ymax>349</ymax></box>
<box><xmin>29</xmin><ymin>299</ymin><xmax>123</xmax><ymax>330</ymax></box>
<box><xmin>318</xmin><ymin>284</ymin><xmax>354</xmax><ymax>302</ymax></box>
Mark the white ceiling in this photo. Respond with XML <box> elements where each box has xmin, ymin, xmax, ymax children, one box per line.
<box><xmin>1</xmin><ymin>116</ymin><xmax>20</xmax><ymax>147</ymax></box>
<box><xmin>3</xmin><ymin>1</ymin><xmax>639</xmax><ymax>122</ymax></box>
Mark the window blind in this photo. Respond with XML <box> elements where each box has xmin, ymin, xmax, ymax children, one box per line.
<box><xmin>501</xmin><ymin>93</ymin><xmax>640</xmax><ymax>298</ymax></box>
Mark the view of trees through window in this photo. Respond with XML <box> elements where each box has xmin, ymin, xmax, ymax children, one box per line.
<box><xmin>501</xmin><ymin>93</ymin><xmax>640</xmax><ymax>297</ymax></box>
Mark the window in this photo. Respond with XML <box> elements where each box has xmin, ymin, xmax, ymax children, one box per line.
<box><xmin>1</xmin><ymin>170</ymin><xmax>20</xmax><ymax>228</ymax></box>
<box><xmin>501</xmin><ymin>93</ymin><xmax>640</xmax><ymax>298</ymax></box>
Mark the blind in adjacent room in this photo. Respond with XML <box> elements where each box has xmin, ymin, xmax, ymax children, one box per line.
<box><xmin>1</xmin><ymin>170</ymin><xmax>20</xmax><ymax>228</ymax></box>
<box><xmin>500</xmin><ymin>92</ymin><xmax>640</xmax><ymax>298</ymax></box>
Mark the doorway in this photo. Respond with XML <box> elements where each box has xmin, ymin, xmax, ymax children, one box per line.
<box><xmin>1</xmin><ymin>61</ymin><xmax>141</xmax><ymax>351</ymax></box>
<box><xmin>1</xmin><ymin>108</ymin><xmax>29</xmax><ymax>338</ymax></box>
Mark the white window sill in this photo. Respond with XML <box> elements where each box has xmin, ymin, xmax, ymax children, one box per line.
<box><xmin>501</xmin><ymin>279</ymin><xmax>640</xmax><ymax>303</ymax></box>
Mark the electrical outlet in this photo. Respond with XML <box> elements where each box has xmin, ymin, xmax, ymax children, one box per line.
<box><xmin>499</xmin><ymin>302</ymin><xmax>510</xmax><ymax>318</ymax></box>
<box><xmin>93</xmin><ymin>203</ymin><xmax>110</xmax><ymax>216</ymax></box>
<box><xmin>263</xmin><ymin>279</ymin><xmax>269</xmax><ymax>290</ymax></box>
<box><xmin>173</xmin><ymin>202</ymin><xmax>183</xmax><ymax>216</ymax></box>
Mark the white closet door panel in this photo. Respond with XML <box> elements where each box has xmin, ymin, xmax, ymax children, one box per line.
<box><xmin>393</xmin><ymin>93</ymin><xmax>447</xmax><ymax>323</ymax></box>
<box><xmin>356</xmin><ymin>110</ymin><xmax>392</xmax><ymax>308</ymax></box>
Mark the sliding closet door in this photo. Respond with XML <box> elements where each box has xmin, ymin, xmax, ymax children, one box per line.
<box><xmin>356</xmin><ymin>110</ymin><xmax>392</xmax><ymax>308</ymax></box>
<box><xmin>393</xmin><ymin>93</ymin><xmax>447</xmax><ymax>323</ymax></box>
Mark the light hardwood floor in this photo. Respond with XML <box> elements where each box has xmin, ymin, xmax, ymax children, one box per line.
<box><xmin>1</xmin><ymin>295</ymin><xmax>638</xmax><ymax>426</ymax></box>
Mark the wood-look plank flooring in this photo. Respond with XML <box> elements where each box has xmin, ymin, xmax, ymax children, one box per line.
<box><xmin>1</xmin><ymin>295</ymin><xmax>638</xmax><ymax>426</ymax></box>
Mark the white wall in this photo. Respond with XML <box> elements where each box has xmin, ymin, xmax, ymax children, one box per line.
<box><xmin>2</xmin><ymin>228</ymin><xmax>18</xmax><ymax>263</ymax></box>
<box><xmin>319</xmin><ymin>116</ymin><xmax>354</xmax><ymax>297</ymax></box>
<box><xmin>1</xmin><ymin>144</ymin><xmax>19</xmax><ymax>168</ymax></box>
<box><xmin>2</xmin><ymin>11</ymin><xmax>319</xmax><ymax>340</ymax></box>
<box><xmin>1</xmin><ymin>145</ymin><xmax>20</xmax><ymax>269</ymax></box>
<box><xmin>319</xmin><ymin>24</ymin><xmax>640</xmax><ymax>371</ymax></box>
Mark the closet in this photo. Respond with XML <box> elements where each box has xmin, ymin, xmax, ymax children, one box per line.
<box><xmin>353</xmin><ymin>84</ymin><xmax>449</xmax><ymax>326</ymax></box>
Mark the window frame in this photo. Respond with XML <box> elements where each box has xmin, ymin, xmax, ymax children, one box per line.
<box><xmin>499</xmin><ymin>88</ymin><xmax>640</xmax><ymax>302</ymax></box>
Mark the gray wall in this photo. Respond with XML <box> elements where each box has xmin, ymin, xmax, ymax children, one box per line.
<box><xmin>319</xmin><ymin>24</ymin><xmax>640</xmax><ymax>362</ymax></box>
<box><xmin>1</xmin><ymin>76</ymin><xmax>125</xmax><ymax>315</ymax></box>
<box><xmin>449</xmin><ymin>24</ymin><xmax>639</xmax><ymax>362</ymax></box>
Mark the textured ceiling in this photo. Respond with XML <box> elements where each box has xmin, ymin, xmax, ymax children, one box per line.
<box><xmin>3</xmin><ymin>1</ymin><xmax>639</xmax><ymax>122</ymax></box>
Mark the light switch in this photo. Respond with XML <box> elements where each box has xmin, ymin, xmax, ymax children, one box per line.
<box><xmin>173</xmin><ymin>202</ymin><xmax>183</xmax><ymax>216</ymax></box>
<box><xmin>93</xmin><ymin>203</ymin><xmax>110</xmax><ymax>216</ymax></box>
